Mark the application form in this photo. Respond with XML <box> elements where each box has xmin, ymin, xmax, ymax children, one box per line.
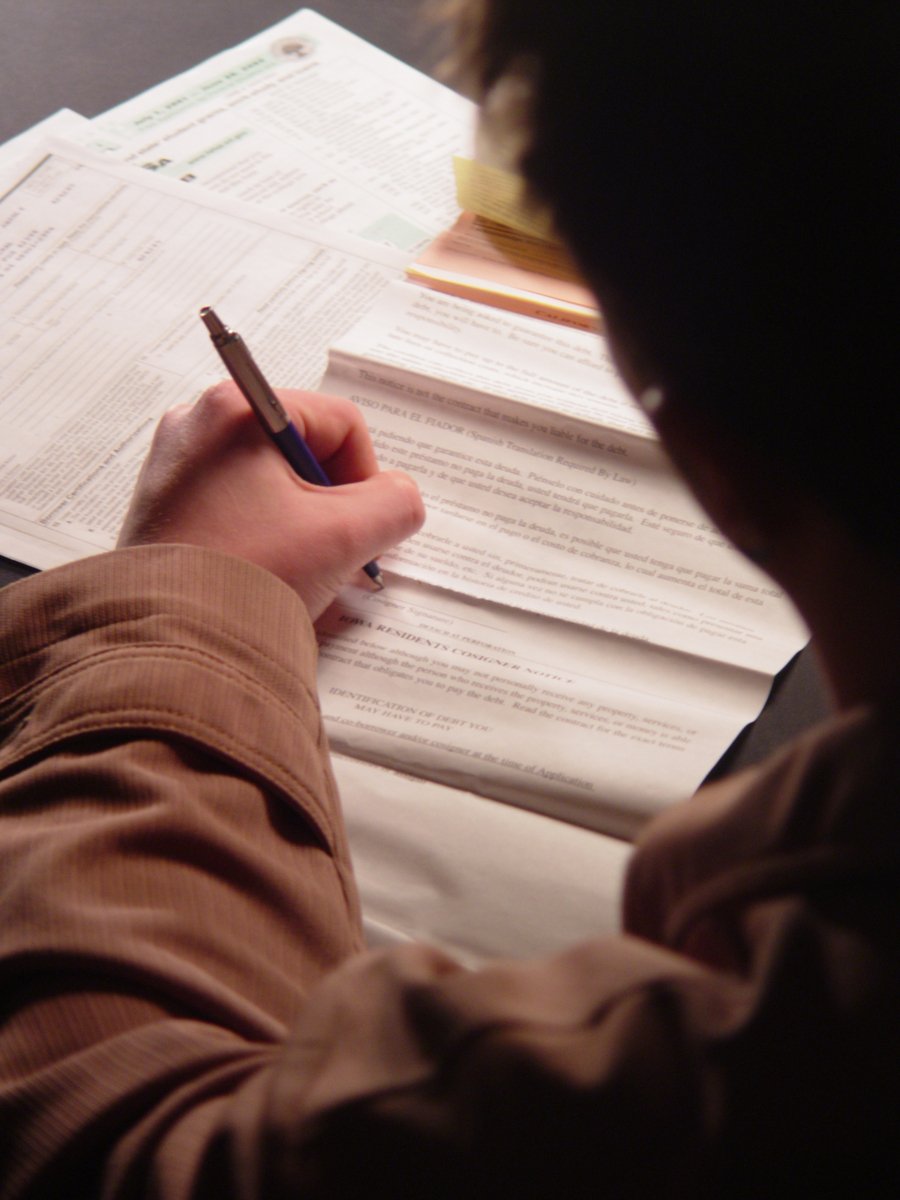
<box><xmin>79</xmin><ymin>9</ymin><xmax>474</xmax><ymax>251</ymax></box>
<box><xmin>0</xmin><ymin>144</ymin><xmax>407</xmax><ymax>568</ymax></box>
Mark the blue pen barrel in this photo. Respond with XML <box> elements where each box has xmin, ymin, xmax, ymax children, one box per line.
<box><xmin>201</xmin><ymin>305</ymin><xmax>383</xmax><ymax>588</ymax></box>
<box><xmin>274</xmin><ymin>423</ymin><xmax>331</xmax><ymax>487</ymax></box>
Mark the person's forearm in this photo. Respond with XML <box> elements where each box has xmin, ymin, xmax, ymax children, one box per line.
<box><xmin>0</xmin><ymin>545</ymin><xmax>364</xmax><ymax>1196</ymax></box>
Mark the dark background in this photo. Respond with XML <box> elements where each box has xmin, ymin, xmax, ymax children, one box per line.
<box><xmin>0</xmin><ymin>1</ymin><xmax>451</xmax><ymax>146</ymax></box>
<box><xmin>0</xmin><ymin>0</ymin><xmax>831</xmax><ymax>769</ymax></box>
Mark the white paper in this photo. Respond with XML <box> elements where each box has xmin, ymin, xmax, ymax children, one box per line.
<box><xmin>0</xmin><ymin>142</ymin><xmax>634</xmax><ymax>957</ymax></box>
<box><xmin>320</xmin><ymin>282</ymin><xmax>807</xmax><ymax>673</ymax></box>
<box><xmin>74</xmin><ymin>10</ymin><xmax>474</xmax><ymax>253</ymax></box>
<box><xmin>307</xmin><ymin>283</ymin><xmax>808</xmax><ymax>842</ymax></box>
<box><xmin>317</xmin><ymin>574</ymin><xmax>773</xmax><ymax>838</ymax></box>
<box><xmin>335</xmin><ymin>754</ymin><xmax>630</xmax><ymax>964</ymax></box>
<box><xmin>0</xmin><ymin>142</ymin><xmax>407</xmax><ymax>568</ymax></box>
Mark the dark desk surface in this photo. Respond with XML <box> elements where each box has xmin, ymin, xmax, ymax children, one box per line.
<box><xmin>0</xmin><ymin>0</ymin><xmax>832</xmax><ymax>770</ymax></box>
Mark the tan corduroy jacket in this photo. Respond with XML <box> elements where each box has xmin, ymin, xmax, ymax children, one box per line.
<box><xmin>1</xmin><ymin>546</ymin><xmax>897</xmax><ymax>1198</ymax></box>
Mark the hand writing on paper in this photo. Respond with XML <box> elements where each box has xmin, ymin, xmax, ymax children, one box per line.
<box><xmin>117</xmin><ymin>382</ymin><xmax>424</xmax><ymax>619</ymax></box>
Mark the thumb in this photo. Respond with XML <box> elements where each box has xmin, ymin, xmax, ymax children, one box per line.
<box><xmin>340</xmin><ymin>469</ymin><xmax>426</xmax><ymax>562</ymax></box>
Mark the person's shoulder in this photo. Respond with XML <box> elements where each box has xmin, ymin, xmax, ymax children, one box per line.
<box><xmin>624</xmin><ymin>700</ymin><xmax>900</xmax><ymax>951</ymax></box>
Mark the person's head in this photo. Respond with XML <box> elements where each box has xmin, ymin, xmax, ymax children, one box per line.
<box><xmin>449</xmin><ymin>2</ymin><xmax>897</xmax><ymax>563</ymax></box>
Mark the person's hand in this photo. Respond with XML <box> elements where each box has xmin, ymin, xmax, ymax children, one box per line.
<box><xmin>117</xmin><ymin>382</ymin><xmax>424</xmax><ymax>619</ymax></box>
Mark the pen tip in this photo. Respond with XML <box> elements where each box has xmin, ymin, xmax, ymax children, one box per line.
<box><xmin>363</xmin><ymin>561</ymin><xmax>385</xmax><ymax>590</ymax></box>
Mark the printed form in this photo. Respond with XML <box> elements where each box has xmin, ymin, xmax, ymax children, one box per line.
<box><xmin>76</xmin><ymin>9</ymin><xmax>474</xmax><ymax>252</ymax></box>
<box><xmin>0</xmin><ymin>144</ymin><xmax>408</xmax><ymax>567</ymax></box>
<box><xmin>311</xmin><ymin>284</ymin><xmax>807</xmax><ymax>838</ymax></box>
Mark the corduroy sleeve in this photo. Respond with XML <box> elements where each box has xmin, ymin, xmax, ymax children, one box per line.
<box><xmin>0</xmin><ymin>546</ymin><xmax>725</xmax><ymax>1200</ymax></box>
<box><xmin>0</xmin><ymin>546</ymin><xmax>365</xmax><ymax>1198</ymax></box>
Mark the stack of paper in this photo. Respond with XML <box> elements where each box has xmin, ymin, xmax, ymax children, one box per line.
<box><xmin>407</xmin><ymin>156</ymin><xmax>600</xmax><ymax>330</ymax></box>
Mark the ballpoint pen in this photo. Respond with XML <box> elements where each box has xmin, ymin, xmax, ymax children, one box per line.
<box><xmin>200</xmin><ymin>306</ymin><xmax>384</xmax><ymax>590</ymax></box>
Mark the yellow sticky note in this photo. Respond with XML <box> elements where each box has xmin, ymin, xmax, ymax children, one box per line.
<box><xmin>453</xmin><ymin>156</ymin><xmax>557</xmax><ymax>242</ymax></box>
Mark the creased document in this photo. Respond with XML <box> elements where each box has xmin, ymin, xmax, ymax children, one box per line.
<box><xmin>319</xmin><ymin>282</ymin><xmax>806</xmax><ymax>673</ymax></box>
<box><xmin>311</xmin><ymin>283</ymin><xmax>808</xmax><ymax>834</ymax></box>
<box><xmin>318</xmin><ymin>576</ymin><xmax>776</xmax><ymax>838</ymax></box>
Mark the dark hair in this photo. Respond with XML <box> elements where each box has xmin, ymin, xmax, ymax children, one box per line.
<box><xmin>450</xmin><ymin>2</ymin><xmax>898</xmax><ymax>554</ymax></box>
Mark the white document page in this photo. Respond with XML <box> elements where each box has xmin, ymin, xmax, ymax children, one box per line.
<box><xmin>335</xmin><ymin>754</ymin><xmax>630</xmax><ymax>964</ymax></box>
<box><xmin>76</xmin><ymin>9</ymin><xmax>473</xmax><ymax>253</ymax></box>
<box><xmin>0</xmin><ymin>143</ymin><xmax>407</xmax><ymax>569</ymax></box>
<box><xmin>317</xmin><ymin>577</ymin><xmax>774</xmax><ymax>838</ymax></box>
<box><xmin>308</xmin><ymin>283</ymin><xmax>809</xmax><ymax>836</ymax></box>
<box><xmin>321</xmin><ymin>281</ymin><xmax>808</xmax><ymax>675</ymax></box>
